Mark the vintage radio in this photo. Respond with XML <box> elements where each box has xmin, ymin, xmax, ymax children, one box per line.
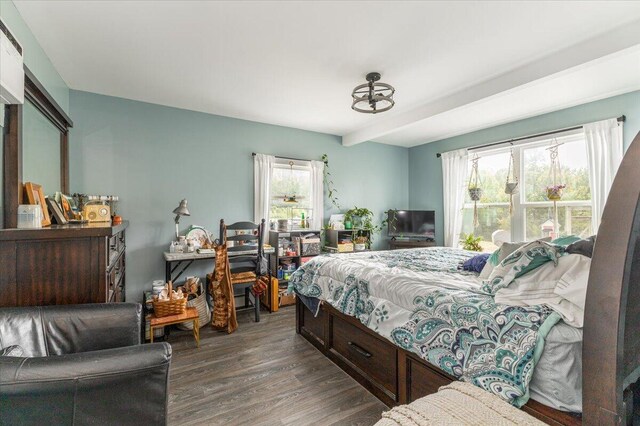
<box><xmin>83</xmin><ymin>203</ymin><xmax>111</xmax><ymax>222</ymax></box>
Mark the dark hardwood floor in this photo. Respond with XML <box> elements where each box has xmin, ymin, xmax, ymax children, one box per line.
<box><xmin>167</xmin><ymin>307</ymin><xmax>388</xmax><ymax>425</ymax></box>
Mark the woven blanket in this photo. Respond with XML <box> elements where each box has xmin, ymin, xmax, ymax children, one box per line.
<box><xmin>375</xmin><ymin>381</ymin><xmax>545</xmax><ymax>426</ymax></box>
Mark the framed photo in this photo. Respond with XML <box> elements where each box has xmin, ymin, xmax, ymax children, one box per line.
<box><xmin>55</xmin><ymin>192</ymin><xmax>79</xmax><ymax>220</ymax></box>
<box><xmin>46</xmin><ymin>197</ymin><xmax>68</xmax><ymax>225</ymax></box>
<box><xmin>24</xmin><ymin>182</ymin><xmax>51</xmax><ymax>227</ymax></box>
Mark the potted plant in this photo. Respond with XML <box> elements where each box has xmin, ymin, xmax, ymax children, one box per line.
<box><xmin>460</xmin><ymin>233</ymin><xmax>482</xmax><ymax>252</ymax></box>
<box><xmin>354</xmin><ymin>235</ymin><xmax>368</xmax><ymax>251</ymax></box>
<box><xmin>468</xmin><ymin>185</ymin><xmax>483</xmax><ymax>201</ymax></box>
<box><xmin>546</xmin><ymin>184</ymin><xmax>566</xmax><ymax>201</ymax></box>
<box><xmin>344</xmin><ymin>207</ymin><xmax>382</xmax><ymax>248</ymax></box>
<box><xmin>344</xmin><ymin>207</ymin><xmax>374</xmax><ymax>229</ymax></box>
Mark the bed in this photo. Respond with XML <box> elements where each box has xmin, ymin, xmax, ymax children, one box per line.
<box><xmin>291</xmin><ymin>132</ymin><xmax>640</xmax><ymax>426</ymax></box>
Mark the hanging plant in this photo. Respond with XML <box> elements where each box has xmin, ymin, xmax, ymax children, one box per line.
<box><xmin>468</xmin><ymin>186</ymin><xmax>483</xmax><ymax>201</ymax></box>
<box><xmin>322</xmin><ymin>154</ymin><xmax>340</xmax><ymax>209</ymax></box>
<box><xmin>504</xmin><ymin>148</ymin><xmax>518</xmax><ymax>215</ymax></box>
<box><xmin>545</xmin><ymin>140</ymin><xmax>565</xmax><ymax>237</ymax></box>
<box><xmin>546</xmin><ymin>184</ymin><xmax>566</xmax><ymax>201</ymax></box>
<box><xmin>467</xmin><ymin>154</ymin><xmax>482</xmax><ymax>227</ymax></box>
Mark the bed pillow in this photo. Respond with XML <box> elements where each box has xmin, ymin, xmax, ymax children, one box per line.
<box><xmin>565</xmin><ymin>235</ymin><xmax>596</xmax><ymax>258</ymax></box>
<box><xmin>497</xmin><ymin>237</ymin><xmax>552</xmax><ymax>264</ymax></box>
<box><xmin>0</xmin><ymin>345</ymin><xmax>24</xmax><ymax>357</ymax></box>
<box><xmin>551</xmin><ymin>235</ymin><xmax>582</xmax><ymax>246</ymax></box>
<box><xmin>478</xmin><ymin>249</ymin><xmax>499</xmax><ymax>279</ymax></box>
<box><xmin>461</xmin><ymin>253</ymin><xmax>491</xmax><ymax>273</ymax></box>
<box><xmin>494</xmin><ymin>253</ymin><xmax>591</xmax><ymax>327</ymax></box>
<box><xmin>481</xmin><ymin>240</ymin><xmax>564</xmax><ymax>295</ymax></box>
<box><xmin>479</xmin><ymin>237</ymin><xmax>550</xmax><ymax>279</ymax></box>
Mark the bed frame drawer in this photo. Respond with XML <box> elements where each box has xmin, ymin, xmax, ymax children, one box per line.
<box><xmin>329</xmin><ymin>314</ymin><xmax>398</xmax><ymax>398</ymax></box>
<box><xmin>297</xmin><ymin>300</ymin><xmax>326</xmax><ymax>349</ymax></box>
<box><xmin>403</xmin><ymin>353</ymin><xmax>453</xmax><ymax>403</ymax></box>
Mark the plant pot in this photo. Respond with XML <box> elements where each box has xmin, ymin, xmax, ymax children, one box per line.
<box><xmin>468</xmin><ymin>187</ymin><xmax>483</xmax><ymax>201</ymax></box>
<box><xmin>344</xmin><ymin>221</ymin><xmax>352</xmax><ymax>230</ymax></box>
<box><xmin>504</xmin><ymin>182</ymin><xmax>518</xmax><ymax>195</ymax></box>
<box><xmin>546</xmin><ymin>188</ymin><xmax>563</xmax><ymax>201</ymax></box>
<box><xmin>354</xmin><ymin>243</ymin><xmax>366</xmax><ymax>251</ymax></box>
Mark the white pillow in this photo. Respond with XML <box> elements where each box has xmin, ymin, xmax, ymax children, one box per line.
<box><xmin>494</xmin><ymin>254</ymin><xmax>591</xmax><ymax>327</ymax></box>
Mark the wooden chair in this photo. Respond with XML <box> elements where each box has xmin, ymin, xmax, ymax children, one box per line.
<box><xmin>219</xmin><ymin>219</ymin><xmax>266</xmax><ymax>322</ymax></box>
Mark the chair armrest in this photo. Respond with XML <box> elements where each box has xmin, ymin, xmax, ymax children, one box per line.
<box><xmin>0</xmin><ymin>343</ymin><xmax>171</xmax><ymax>426</ymax></box>
<box><xmin>41</xmin><ymin>303</ymin><xmax>143</xmax><ymax>354</ymax></box>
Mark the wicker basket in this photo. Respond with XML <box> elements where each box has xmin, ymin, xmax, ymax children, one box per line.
<box><xmin>153</xmin><ymin>282</ymin><xmax>187</xmax><ymax>317</ymax></box>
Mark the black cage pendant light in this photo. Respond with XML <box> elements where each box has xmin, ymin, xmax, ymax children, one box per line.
<box><xmin>351</xmin><ymin>72</ymin><xmax>395</xmax><ymax>114</ymax></box>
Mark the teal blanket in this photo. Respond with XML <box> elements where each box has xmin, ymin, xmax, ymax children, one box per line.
<box><xmin>289</xmin><ymin>247</ymin><xmax>560</xmax><ymax>407</ymax></box>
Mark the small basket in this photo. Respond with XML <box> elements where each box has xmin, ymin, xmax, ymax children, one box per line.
<box><xmin>153</xmin><ymin>282</ymin><xmax>187</xmax><ymax>317</ymax></box>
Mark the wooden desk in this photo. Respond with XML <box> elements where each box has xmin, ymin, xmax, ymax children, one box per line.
<box><xmin>163</xmin><ymin>246</ymin><xmax>275</xmax><ymax>283</ymax></box>
<box><xmin>149</xmin><ymin>307</ymin><xmax>199</xmax><ymax>348</ymax></box>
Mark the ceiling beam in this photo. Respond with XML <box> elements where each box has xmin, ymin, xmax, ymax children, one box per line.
<box><xmin>341</xmin><ymin>19</ymin><xmax>640</xmax><ymax>147</ymax></box>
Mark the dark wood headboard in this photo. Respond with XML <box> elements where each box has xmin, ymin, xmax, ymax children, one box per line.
<box><xmin>584</xmin><ymin>131</ymin><xmax>640</xmax><ymax>425</ymax></box>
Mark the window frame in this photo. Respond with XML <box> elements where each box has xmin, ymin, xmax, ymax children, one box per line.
<box><xmin>268</xmin><ymin>158</ymin><xmax>313</xmax><ymax>223</ymax></box>
<box><xmin>462</xmin><ymin>128</ymin><xmax>592</xmax><ymax>243</ymax></box>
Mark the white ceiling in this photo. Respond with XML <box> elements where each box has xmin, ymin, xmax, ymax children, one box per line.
<box><xmin>13</xmin><ymin>1</ymin><xmax>640</xmax><ymax>148</ymax></box>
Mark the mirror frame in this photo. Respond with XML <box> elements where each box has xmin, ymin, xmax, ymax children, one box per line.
<box><xmin>2</xmin><ymin>65</ymin><xmax>73</xmax><ymax>228</ymax></box>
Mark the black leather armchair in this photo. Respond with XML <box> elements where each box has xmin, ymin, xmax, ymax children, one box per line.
<box><xmin>0</xmin><ymin>303</ymin><xmax>172</xmax><ymax>425</ymax></box>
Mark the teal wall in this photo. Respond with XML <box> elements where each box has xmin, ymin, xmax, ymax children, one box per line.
<box><xmin>69</xmin><ymin>90</ymin><xmax>409</xmax><ymax>300</ymax></box>
<box><xmin>0</xmin><ymin>0</ymin><xmax>69</xmax><ymax>112</ymax></box>
<box><xmin>408</xmin><ymin>90</ymin><xmax>640</xmax><ymax>246</ymax></box>
<box><xmin>1</xmin><ymin>0</ymin><xmax>70</xmax><ymax>227</ymax></box>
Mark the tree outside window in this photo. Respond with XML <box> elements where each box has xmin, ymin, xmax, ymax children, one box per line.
<box><xmin>461</xmin><ymin>132</ymin><xmax>592</xmax><ymax>251</ymax></box>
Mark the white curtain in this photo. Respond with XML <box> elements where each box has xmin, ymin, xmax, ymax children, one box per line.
<box><xmin>441</xmin><ymin>148</ymin><xmax>469</xmax><ymax>247</ymax></box>
<box><xmin>310</xmin><ymin>160</ymin><xmax>325</xmax><ymax>230</ymax></box>
<box><xmin>583</xmin><ymin>118</ymin><xmax>624</xmax><ymax>232</ymax></box>
<box><xmin>253</xmin><ymin>153</ymin><xmax>275</xmax><ymax>225</ymax></box>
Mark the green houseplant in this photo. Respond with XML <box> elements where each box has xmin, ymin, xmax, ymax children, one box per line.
<box><xmin>344</xmin><ymin>207</ymin><xmax>382</xmax><ymax>249</ymax></box>
<box><xmin>460</xmin><ymin>233</ymin><xmax>482</xmax><ymax>252</ymax></box>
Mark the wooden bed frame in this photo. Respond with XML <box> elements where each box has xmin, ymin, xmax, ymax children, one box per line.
<box><xmin>296</xmin><ymin>131</ymin><xmax>640</xmax><ymax>425</ymax></box>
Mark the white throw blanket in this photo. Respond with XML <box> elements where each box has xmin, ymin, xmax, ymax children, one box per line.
<box><xmin>375</xmin><ymin>382</ymin><xmax>546</xmax><ymax>426</ymax></box>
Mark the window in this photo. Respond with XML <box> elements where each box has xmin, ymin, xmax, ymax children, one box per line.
<box><xmin>269</xmin><ymin>159</ymin><xmax>313</xmax><ymax>227</ymax></box>
<box><xmin>461</xmin><ymin>150</ymin><xmax>512</xmax><ymax>251</ymax></box>
<box><xmin>461</xmin><ymin>131</ymin><xmax>592</xmax><ymax>251</ymax></box>
<box><xmin>521</xmin><ymin>135</ymin><xmax>592</xmax><ymax>241</ymax></box>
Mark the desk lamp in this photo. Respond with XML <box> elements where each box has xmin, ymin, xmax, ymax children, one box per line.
<box><xmin>172</xmin><ymin>199</ymin><xmax>190</xmax><ymax>240</ymax></box>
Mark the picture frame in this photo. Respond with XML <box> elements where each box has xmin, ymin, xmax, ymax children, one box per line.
<box><xmin>55</xmin><ymin>192</ymin><xmax>79</xmax><ymax>220</ymax></box>
<box><xmin>46</xmin><ymin>197</ymin><xmax>68</xmax><ymax>225</ymax></box>
<box><xmin>24</xmin><ymin>182</ymin><xmax>51</xmax><ymax>227</ymax></box>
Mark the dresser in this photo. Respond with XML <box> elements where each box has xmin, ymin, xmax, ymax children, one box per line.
<box><xmin>0</xmin><ymin>221</ymin><xmax>128</xmax><ymax>307</ymax></box>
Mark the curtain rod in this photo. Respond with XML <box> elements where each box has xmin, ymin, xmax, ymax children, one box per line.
<box><xmin>251</xmin><ymin>152</ymin><xmax>314</xmax><ymax>162</ymax></box>
<box><xmin>436</xmin><ymin>115</ymin><xmax>625</xmax><ymax>158</ymax></box>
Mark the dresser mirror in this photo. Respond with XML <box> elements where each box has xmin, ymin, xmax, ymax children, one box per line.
<box><xmin>22</xmin><ymin>99</ymin><xmax>62</xmax><ymax>195</ymax></box>
<box><xmin>1</xmin><ymin>66</ymin><xmax>72</xmax><ymax>228</ymax></box>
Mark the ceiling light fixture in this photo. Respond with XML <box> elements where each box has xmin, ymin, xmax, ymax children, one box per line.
<box><xmin>351</xmin><ymin>72</ymin><xmax>395</xmax><ymax>114</ymax></box>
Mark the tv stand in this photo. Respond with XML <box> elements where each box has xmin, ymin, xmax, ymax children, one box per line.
<box><xmin>388</xmin><ymin>239</ymin><xmax>436</xmax><ymax>250</ymax></box>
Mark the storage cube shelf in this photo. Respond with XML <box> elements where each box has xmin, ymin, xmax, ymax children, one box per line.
<box><xmin>268</xmin><ymin>230</ymin><xmax>322</xmax><ymax>307</ymax></box>
<box><xmin>325</xmin><ymin>229</ymin><xmax>371</xmax><ymax>253</ymax></box>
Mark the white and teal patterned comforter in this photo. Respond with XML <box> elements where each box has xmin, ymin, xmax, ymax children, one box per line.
<box><xmin>288</xmin><ymin>247</ymin><xmax>561</xmax><ymax>407</ymax></box>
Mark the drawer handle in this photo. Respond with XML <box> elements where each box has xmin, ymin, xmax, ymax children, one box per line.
<box><xmin>348</xmin><ymin>341</ymin><xmax>372</xmax><ymax>358</ymax></box>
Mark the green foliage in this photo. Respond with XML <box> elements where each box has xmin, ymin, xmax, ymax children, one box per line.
<box><xmin>460</xmin><ymin>233</ymin><xmax>483</xmax><ymax>252</ymax></box>
<box><xmin>344</xmin><ymin>206</ymin><xmax>383</xmax><ymax>248</ymax></box>
<box><xmin>461</xmin><ymin>145</ymin><xmax>593</xmax><ymax>242</ymax></box>
<box><xmin>322</xmin><ymin>154</ymin><xmax>340</xmax><ymax>209</ymax></box>
<box><xmin>381</xmin><ymin>209</ymin><xmax>399</xmax><ymax>235</ymax></box>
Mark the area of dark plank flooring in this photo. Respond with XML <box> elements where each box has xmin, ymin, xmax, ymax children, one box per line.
<box><xmin>167</xmin><ymin>307</ymin><xmax>388</xmax><ymax>426</ymax></box>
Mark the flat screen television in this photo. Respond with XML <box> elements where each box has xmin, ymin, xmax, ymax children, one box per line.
<box><xmin>387</xmin><ymin>210</ymin><xmax>435</xmax><ymax>239</ymax></box>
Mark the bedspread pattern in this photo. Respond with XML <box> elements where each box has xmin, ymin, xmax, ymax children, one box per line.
<box><xmin>289</xmin><ymin>248</ymin><xmax>560</xmax><ymax>407</ymax></box>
